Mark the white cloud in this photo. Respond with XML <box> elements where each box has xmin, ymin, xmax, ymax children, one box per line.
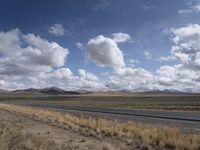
<box><xmin>159</xmin><ymin>56</ymin><xmax>176</xmax><ymax>62</ymax></box>
<box><xmin>144</xmin><ymin>50</ymin><xmax>152</xmax><ymax>60</ymax></box>
<box><xmin>0</xmin><ymin>29</ymin><xmax>68</xmax><ymax>76</ymax></box>
<box><xmin>0</xmin><ymin>28</ymin><xmax>105</xmax><ymax>91</ymax></box>
<box><xmin>0</xmin><ymin>28</ymin><xmax>70</xmax><ymax>90</ymax></box>
<box><xmin>129</xmin><ymin>59</ymin><xmax>139</xmax><ymax>64</ymax></box>
<box><xmin>78</xmin><ymin>69</ymin><xmax>98</xmax><ymax>81</ymax></box>
<box><xmin>38</xmin><ymin>68</ymin><xmax>105</xmax><ymax>91</ymax></box>
<box><xmin>171</xmin><ymin>24</ymin><xmax>200</xmax><ymax>67</ymax></box>
<box><xmin>77</xmin><ymin>69</ymin><xmax>105</xmax><ymax>90</ymax></box>
<box><xmin>23</xmin><ymin>33</ymin><xmax>68</xmax><ymax>67</ymax></box>
<box><xmin>178</xmin><ymin>1</ymin><xmax>200</xmax><ymax>14</ymax></box>
<box><xmin>48</xmin><ymin>24</ymin><xmax>65</xmax><ymax>36</ymax></box>
<box><xmin>75</xmin><ymin>42</ymin><xmax>84</xmax><ymax>50</ymax></box>
<box><xmin>155</xmin><ymin>24</ymin><xmax>200</xmax><ymax>92</ymax></box>
<box><xmin>107</xmin><ymin>67</ymin><xmax>154</xmax><ymax>91</ymax></box>
<box><xmin>194</xmin><ymin>4</ymin><xmax>200</xmax><ymax>11</ymax></box>
<box><xmin>42</xmin><ymin>68</ymin><xmax>73</xmax><ymax>80</ymax></box>
<box><xmin>111</xmin><ymin>32</ymin><xmax>132</xmax><ymax>43</ymax></box>
<box><xmin>156</xmin><ymin>64</ymin><xmax>200</xmax><ymax>92</ymax></box>
<box><xmin>1</xmin><ymin>27</ymin><xmax>200</xmax><ymax>93</ymax></box>
<box><xmin>178</xmin><ymin>9</ymin><xmax>193</xmax><ymax>14</ymax></box>
<box><xmin>127</xmin><ymin>59</ymin><xmax>139</xmax><ymax>67</ymax></box>
<box><xmin>84</xmin><ymin>29</ymin><xmax>200</xmax><ymax>92</ymax></box>
<box><xmin>86</xmin><ymin>35</ymin><xmax>125</xmax><ymax>68</ymax></box>
<box><xmin>0</xmin><ymin>67</ymin><xmax>106</xmax><ymax>91</ymax></box>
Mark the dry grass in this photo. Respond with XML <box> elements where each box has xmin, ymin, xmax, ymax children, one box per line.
<box><xmin>101</xmin><ymin>142</ymin><xmax>116</xmax><ymax>150</ymax></box>
<box><xmin>0</xmin><ymin>122</ymin><xmax>56</xmax><ymax>150</ymax></box>
<box><xmin>0</xmin><ymin>123</ymin><xmax>22</xmax><ymax>150</ymax></box>
<box><xmin>0</xmin><ymin>104</ymin><xmax>199</xmax><ymax>150</ymax></box>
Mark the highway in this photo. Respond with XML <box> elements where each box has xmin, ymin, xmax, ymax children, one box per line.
<box><xmin>16</xmin><ymin>103</ymin><xmax>200</xmax><ymax>132</ymax></box>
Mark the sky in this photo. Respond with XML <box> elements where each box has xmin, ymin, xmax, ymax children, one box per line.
<box><xmin>0</xmin><ymin>0</ymin><xmax>200</xmax><ymax>92</ymax></box>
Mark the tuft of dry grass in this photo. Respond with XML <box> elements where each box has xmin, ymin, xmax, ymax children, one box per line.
<box><xmin>0</xmin><ymin>122</ymin><xmax>57</xmax><ymax>150</ymax></box>
<box><xmin>0</xmin><ymin>123</ymin><xmax>22</xmax><ymax>150</ymax></box>
<box><xmin>101</xmin><ymin>142</ymin><xmax>116</xmax><ymax>150</ymax></box>
<box><xmin>0</xmin><ymin>104</ymin><xmax>199</xmax><ymax>150</ymax></box>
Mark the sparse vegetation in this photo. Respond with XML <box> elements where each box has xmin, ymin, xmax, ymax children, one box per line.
<box><xmin>0</xmin><ymin>122</ymin><xmax>57</xmax><ymax>150</ymax></box>
<box><xmin>0</xmin><ymin>123</ymin><xmax>22</xmax><ymax>150</ymax></box>
<box><xmin>102</xmin><ymin>143</ymin><xmax>116</xmax><ymax>150</ymax></box>
<box><xmin>0</xmin><ymin>104</ymin><xmax>199</xmax><ymax>150</ymax></box>
<box><xmin>1</xmin><ymin>95</ymin><xmax>200</xmax><ymax>112</ymax></box>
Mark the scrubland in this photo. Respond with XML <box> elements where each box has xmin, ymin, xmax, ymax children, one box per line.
<box><xmin>2</xmin><ymin>95</ymin><xmax>199</xmax><ymax>112</ymax></box>
<box><xmin>0</xmin><ymin>119</ymin><xmax>58</xmax><ymax>150</ymax></box>
<box><xmin>0</xmin><ymin>104</ymin><xmax>199</xmax><ymax>150</ymax></box>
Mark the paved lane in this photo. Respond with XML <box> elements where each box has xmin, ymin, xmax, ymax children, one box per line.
<box><xmin>2</xmin><ymin>101</ymin><xmax>200</xmax><ymax>132</ymax></box>
<box><xmin>15</xmin><ymin>103</ymin><xmax>199</xmax><ymax>130</ymax></box>
<box><xmin>27</xmin><ymin>104</ymin><xmax>200</xmax><ymax>122</ymax></box>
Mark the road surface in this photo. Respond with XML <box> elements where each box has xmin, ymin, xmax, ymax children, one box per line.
<box><xmin>9</xmin><ymin>103</ymin><xmax>199</xmax><ymax>132</ymax></box>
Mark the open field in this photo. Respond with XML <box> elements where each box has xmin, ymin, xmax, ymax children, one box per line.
<box><xmin>1</xmin><ymin>93</ymin><xmax>199</xmax><ymax>130</ymax></box>
<box><xmin>1</xmin><ymin>93</ymin><xmax>200</xmax><ymax>112</ymax></box>
<box><xmin>0</xmin><ymin>104</ymin><xmax>200</xmax><ymax>150</ymax></box>
<box><xmin>0</xmin><ymin>93</ymin><xmax>200</xmax><ymax>149</ymax></box>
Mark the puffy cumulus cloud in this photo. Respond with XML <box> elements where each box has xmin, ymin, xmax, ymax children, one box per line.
<box><xmin>171</xmin><ymin>24</ymin><xmax>200</xmax><ymax>68</ymax></box>
<box><xmin>111</xmin><ymin>32</ymin><xmax>132</xmax><ymax>43</ymax></box>
<box><xmin>85</xmin><ymin>31</ymin><xmax>200</xmax><ymax>92</ymax></box>
<box><xmin>40</xmin><ymin>68</ymin><xmax>74</xmax><ymax>80</ymax></box>
<box><xmin>86</xmin><ymin>35</ymin><xmax>125</xmax><ymax>68</ymax></box>
<box><xmin>1</xmin><ymin>27</ymin><xmax>200</xmax><ymax>93</ymax></box>
<box><xmin>0</xmin><ymin>28</ymin><xmax>77</xmax><ymax>91</ymax></box>
<box><xmin>23</xmin><ymin>34</ymin><xmax>68</xmax><ymax>67</ymax></box>
<box><xmin>107</xmin><ymin>67</ymin><xmax>154</xmax><ymax>91</ymax></box>
<box><xmin>41</xmin><ymin>68</ymin><xmax>105</xmax><ymax>91</ymax></box>
<box><xmin>0</xmin><ymin>68</ymin><xmax>106</xmax><ymax>91</ymax></box>
<box><xmin>0</xmin><ymin>29</ymin><xmax>68</xmax><ymax>76</ymax></box>
<box><xmin>78</xmin><ymin>69</ymin><xmax>98</xmax><ymax>81</ymax></box>
<box><xmin>156</xmin><ymin>64</ymin><xmax>200</xmax><ymax>92</ymax></box>
<box><xmin>0</xmin><ymin>28</ymin><xmax>105</xmax><ymax>91</ymax></box>
<box><xmin>155</xmin><ymin>24</ymin><xmax>200</xmax><ymax>92</ymax></box>
<box><xmin>48</xmin><ymin>24</ymin><xmax>65</xmax><ymax>36</ymax></box>
<box><xmin>77</xmin><ymin>69</ymin><xmax>105</xmax><ymax>90</ymax></box>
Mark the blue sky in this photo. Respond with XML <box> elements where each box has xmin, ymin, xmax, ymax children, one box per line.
<box><xmin>0</xmin><ymin>0</ymin><xmax>200</xmax><ymax>92</ymax></box>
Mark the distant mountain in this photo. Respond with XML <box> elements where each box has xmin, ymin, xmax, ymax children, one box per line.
<box><xmin>10</xmin><ymin>87</ymin><xmax>198</xmax><ymax>96</ymax></box>
<box><xmin>39</xmin><ymin>87</ymin><xmax>80</xmax><ymax>95</ymax></box>
<box><xmin>0</xmin><ymin>89</ymin><xmax>9</xmax><ymax>93</ymax></box>
<box><xmin>145</xmin><ymin>89</ymin><xmax>187</xmax><ymax>94</ymax></box>
<box><xmin>13</xmin><ymin>87</ymin><xmax>80</xmax><ymax>95</ymax></box>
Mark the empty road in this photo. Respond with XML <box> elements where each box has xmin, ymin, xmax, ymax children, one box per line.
<box><xmin>9</xmin><ymin>103</ymin><xmax>199</xmax><ymax>132</ymax></box>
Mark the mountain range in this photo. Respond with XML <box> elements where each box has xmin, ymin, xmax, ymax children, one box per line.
<box><xmin>0</xmin><ymin>87</ymin><xmax>197</xmax><ymax>95</ymax></box>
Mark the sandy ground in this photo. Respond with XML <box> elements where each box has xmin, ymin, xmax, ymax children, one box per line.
<box><xmin>0</xmin><ymin>109</ymin><xmax>139</xmax><ymax>150</ymax></box>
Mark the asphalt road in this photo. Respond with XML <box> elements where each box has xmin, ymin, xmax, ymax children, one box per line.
<box><xmin>15</xmin><ymin>103</ymin><xmax>199</xmax><ymax>132</ymax></box>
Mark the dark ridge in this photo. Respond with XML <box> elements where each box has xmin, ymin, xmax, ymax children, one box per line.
<box><xmin>12</xmin><ymin>87</ymin><xmax>81</xmax><ymax>95</ymax></box>
<box><xmin>40</xmin><ymin>87</ymin><xmax>80</xmax><ymax>95</ymax></box>
<box><xmin>0</xmin><ymin>89</ymin><xmax>9</xmax><ymax>93</ymax></box>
